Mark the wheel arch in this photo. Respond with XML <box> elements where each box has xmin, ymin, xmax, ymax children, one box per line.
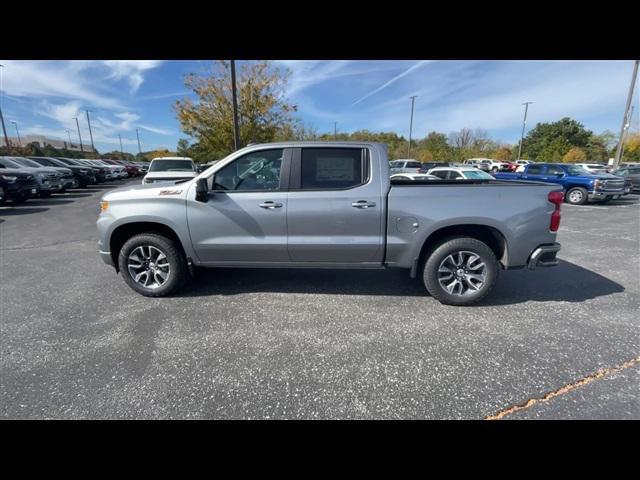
<box><xmin>109</xmin><ymin>221</ymin><xmax>186</xmax><ymax>272</ymax></box>
<box><xmin>416</xmin><ymin>224</ymin><xmax>509</xmax><ymax>274</ymax></box>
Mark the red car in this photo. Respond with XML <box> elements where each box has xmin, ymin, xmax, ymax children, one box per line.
<box><xmin>103</xmin><ymin>159</ymin><xmax>140</xmax><ymax>177</ymax></box>
<box><xmin>502</xmin><ymin>162</ymin><xmax>518</xmax><ymax>172</ymax></box>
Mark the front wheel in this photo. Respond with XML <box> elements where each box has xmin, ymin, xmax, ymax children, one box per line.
<box><xmin>565</xmin><ymin>187</ymin><xmax>588</xmax><ymax>205</ymax></box>
<box><xmin>423</xmin><ymin>237</ymin><xmax>499</xmax><ymax>306</ymax></box>
<box><xmin>118</xmin><ymin>233</ymin><xmax>189</xmax><ymax>297</ymax></box>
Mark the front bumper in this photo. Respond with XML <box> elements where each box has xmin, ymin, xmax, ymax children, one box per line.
<box><xmin>99</xmin><ymin>250</ymin><xmax>115</xmax><ymax>267</ymax></box>
<box><xmin>588</xmin><ymin>190</ymin><xmax>625</xmax><ymax>201</ymax></box>
<box><xmin>527</xmin><ymin>243</ymin><xmax>561</xmax><ymax>269</ymax></box>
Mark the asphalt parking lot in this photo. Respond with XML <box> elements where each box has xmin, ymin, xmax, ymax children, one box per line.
<box><xmin>1</xmin><ymin>180</ymin><xmax>638</xmax><ymax>419</ymax></box>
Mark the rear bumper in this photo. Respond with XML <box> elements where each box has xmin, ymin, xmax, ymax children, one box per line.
<box><xmin>527</xmin><ymin>243</ymin><xmax>561</xmax><ymax>269</ymax></box>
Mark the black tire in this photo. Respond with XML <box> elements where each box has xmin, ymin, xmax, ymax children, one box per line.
<box><xmin>118</xmin><ymin>233</ymin><xmax>189</xmax><ymax>297</ymax></box>
<box><xmin>565</xmin><ymin>187</ymin><xmax>588</xmax><ymax>205</ymax></box>
<box><xmin>12</xmin><ymin>196</ymin><xmax>29</xmax><ymax>204</ymax></box>
<box><xmin>423</xmin><ymin>237</ymin><xmax>499</xmax><ymax>306</ymax></box>
<box><xmin>39</xmin><ymin>191</ymin><xmax>51</xmax><ymax>198</ymax></box>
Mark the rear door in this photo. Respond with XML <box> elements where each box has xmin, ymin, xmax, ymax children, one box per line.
<box><xmin>286</xmin><ymin>147</ymin><xmax>384</xmax><ymax>264</ymax></box>
<box><xmin>521</xmin><ymin>163</ymin><xmax>545</xmax><ymax>180</ymax></box>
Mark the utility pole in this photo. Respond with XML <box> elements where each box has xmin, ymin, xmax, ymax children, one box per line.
<box><xmin>408</xmin><ymin>95</ymin><xmax>417</xmax><ymax>158</ymax></box>
<box><xmin>11</xmin><ymin>121</ymin><xmax>21</xmax><ymax>146</ymax></box>
<box><xmin>65</xmin><ymin>129</ymin><xmax>72</xmax><ymax>147</ymax></box>
<box><xmin>118</xmin><ymin>134</ymin><xmax>123</xmax><ymax>153</ymax></box>
<box><xmin>0</xmin><ymin>64</ymin><xmax>10</xmax><ymax>149</ymax></box>
<box><xmin>334</xmin><ymin>122</ymin><xmax>337</xmax><ymax>140</ymax></box>
<box><xmin>86</xmin><ymin>110</ymin><xmax>95</xmax><ymax>155</ymax></box>
<box><xmin>619</xmin><ymin>105</ymin><xmax>635</xmax><ymax>161</ymax></box>
<box><xmin>517</xmin><ymin>101</ymin><xmax>534</xmax><ymax>161</ymax></box>
<box><xmin>73</xmin><ymin>117</ymin><xmax>84</xmax><ymax>153</ymax></box>
<box><xmin>230</xmin><ymin>60</ymin><xmax>241</xmax><ymax>150</ymax></box>
<box><xmin>613</xmin><ymin>60</ymin><xmax>639</xmax><ymax>169</ymax></box>
<box><xmin>136</xmin><ymin>128</ymin><xmax>142</xmax><ymax>154</ymax></box>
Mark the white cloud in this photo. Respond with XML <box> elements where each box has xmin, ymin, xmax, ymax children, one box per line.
<box><xmin>102</xmin><ymin>60</ymin><xmax>164</xmax><ymax>93</ymax></box>
<box><xmin>352</xmin><ymin>61</ymin><xmax>432</xmax><ymax>106</ymax></box>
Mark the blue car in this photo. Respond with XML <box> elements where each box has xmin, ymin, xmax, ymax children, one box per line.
<box><xmin>494</xmin><ymin>163</ymin><xmax>626</xmax><ymax>205</ymax></box>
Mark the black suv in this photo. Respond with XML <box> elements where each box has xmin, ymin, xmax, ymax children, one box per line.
<box><xmin>0</xmin><ymin>168</ymin><xmax>39</xmax><ymax>203</ymax></box>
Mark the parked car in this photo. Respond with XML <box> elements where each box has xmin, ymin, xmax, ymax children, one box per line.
<box><xmin>0</xmin><ymin>156</ymin><xmax>63</xmax><ymax>197</ymax></box>
<box><xmin>611</xmin><ymin>166</ymin><xmax>640</xmax><ymax>193</ymax></box>
<box><xmin>98</xmin><ymin>142</ymin><xmax>563</xmax><ymax>306</ymax></box>
<box><xmin>418</xmin><ymin>162</ymin><xmax>453</xmax><ymax>173</ymax></box>
<box><xmin>0</xmin><ymin>168</ymin><xmax>39</xmax><ymax>203</ymax></box>
<box><xmin>55</xmin><ymin>158</ymin><xmax>101</xmax><ymax>185</ymax></box>
<box><xmin>102</xmin><ymin>159</ymin><xmax>139</xmax><ymax>177</ymax></box>
<box><xmin>389</xmin><ymin>159</ymin><xmax>423</xmax><ymax>175</ymax></box>
<box><xmin>16</xmin><ymin>156</ymin><xmax>77</xmax><ymax>191</ymax></box>
<box><xmin>29</xmin><ymin>156</ymin><xmax>96</xmax><ymax>187</ymax></box>
<box><xmin>142</xmin><ymin>157</ymin><xmax>198</xmax><ymax>184</ymax></box>
<box><xmin>515</xmin><ymin>160</ymin><xmax>535</xmax><ymax>166</ymax></box>
<box><xmin>0</xmin><ymin>185</ymin><xmax>3</xmax><ymax>203</ymax></box>
<box><xmin>574</xmin><ymin>163</ymin><xmax>609</xmax><ymax>175</ymax></box>
<box><xmin>81</xmin><ymin>159</ymin><xmax>124</xmax><ymax>180</ymax></box>
<box><xmin>494</xmin><ymin>163</ymin><xmax>626</xmax><ymax>205</ymax></box>
<box><xmin>133</xmin><ymin>162</ymin><xmax>149</xmax><ymax>174</ymax></box>
<box><xmin>462</xmin><ymin>159</ymin><xmax>485</xmax><ymax>169</ymax></box>
<box><xmin>501</xmin><ymin>162</ymin><xmax>518</xmax><ymax>172</ymax></box>
<box><xmin>390</xmin><ymin>173</ymin><xmax>440</xmax><ymax>181</ymax></box>
<box><xmin>427</xmin><ymin>167</ymin><xmax>496</xmax><ymax>180</ymax></box>
<box><xmin>478</xmin><ymin>159</ymin><xmax>510</xmax><ymax>173</ymax></box>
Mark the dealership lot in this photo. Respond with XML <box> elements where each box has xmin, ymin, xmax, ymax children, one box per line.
<box><xmin>0</xmin><ymin>180</ymin><xmax>638</xmax><ymax>419</ymax></box>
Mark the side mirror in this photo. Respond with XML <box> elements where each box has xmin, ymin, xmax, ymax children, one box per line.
<box><xmin>195</xmin><ymin>177</ymin><xmax>209</xmax><ymax>203</ymax></box>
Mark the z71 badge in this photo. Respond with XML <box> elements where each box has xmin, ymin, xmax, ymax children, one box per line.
<box><xmin>158</xmin><ymin>189</ymin><xmax>182</xmax><ymax>196</ymax></box>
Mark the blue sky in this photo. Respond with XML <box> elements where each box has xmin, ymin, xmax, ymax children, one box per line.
<box><xmin>1</xmin><ymin>60</ymin><xmax>638</xmax><ymax>154</ymax></box>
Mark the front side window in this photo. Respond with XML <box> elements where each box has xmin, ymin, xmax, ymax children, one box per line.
<box><xmin>213</xmin><ymin>149</ymin><xmax>283</xmax><ymax>191</ymax></box>
<box><xmin>430</xmin><ymin>170</ymin><xmax>449</xmax><ymax>179</ymax></box>
<box><xmin>546</xmin><ymin>165</ymin><xmax>565</xmax><ymax>175</ymax></box>
<box><xmin>301</xmin><ymin>148</ymin><xmax>365</xmax><ymax>190</ymax></box>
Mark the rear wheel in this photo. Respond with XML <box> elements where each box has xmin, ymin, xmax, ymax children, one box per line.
<box><xmin>565</xmin><ymin>187</ymin><xmax>588</xmax><ymax>205</ymax></box>
<box><xmin>423</xmin><ymin>237</ymin><xmax>499</xmax><ymax>306</ymax></box>
<box><xmin>118</xmin><ymin>233</ymin><xmax>189</xmax><ymax>297</ymax></box>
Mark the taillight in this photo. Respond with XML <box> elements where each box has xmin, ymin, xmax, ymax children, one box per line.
<box><xmin>548</xmin><ymin>191</ymin><xmax>563</xmax><ymax>232</ymax></box>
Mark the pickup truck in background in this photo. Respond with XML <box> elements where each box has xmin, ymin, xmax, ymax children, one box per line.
<box><xmin>494</xmin><ymin>163</ymin><xmax>626</xmax><ymax>205</ymax></box>
<box><xmin>97</xmin><ymin>142</ymin><xmax>563</xmax><ymax>306</ymax></box>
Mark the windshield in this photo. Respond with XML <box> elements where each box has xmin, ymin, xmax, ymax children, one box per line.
<box><xmin>149</xmin><ymin>160</ymin><xmax>195</xmax><ymax>172</ymax></box>
<box><xmin>15</xmin><ymin>158</ymin><xmax>44</xmax><ymax>168</ymax></box>
<box><xmin>1</xmin><ymin>158</ymin><xmax>24</xmax><ymax>168</ymax></box>
<box><xmin>463</xmin><ymin>170</ymin><xmax>494</xmax><ymax>179</ymax></box>
<box><xmin>564</xmin><ymin>165</ymin><xmax>592</xmax><ymax>175</ymax></box>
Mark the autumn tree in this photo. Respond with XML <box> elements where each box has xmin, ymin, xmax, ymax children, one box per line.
<box><xmin>563</xmin><ymin>147</ymin><xmax>587</xmax><ymax>163</ymax></box>
<box><xmin>493</xmin><ymin>147</ymin><xmax>512</xmax><ymax>161</ymax></box>
<box><xmin>175</xmin><ymin>61</ymin><xmax>297</xmax><ymax>159</ymax></box>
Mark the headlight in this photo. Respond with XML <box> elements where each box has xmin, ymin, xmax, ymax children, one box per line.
<box><xmin>100</xmin><ymin>201</ymin><xmax>109</xmax><ymax>213</ymax></box>
<box><xmin>0</xmin><ymin>174</ymin><xmax>18</xmax><ymax>183</ymax></box>
<box><xmin>594</xmin><ymin>179</ymin><xmax>604</xmax><ymax>189</ymax></box>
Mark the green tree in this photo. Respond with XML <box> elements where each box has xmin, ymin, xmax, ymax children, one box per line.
<box><xmin>418</xmin><ymin>131</ymin><xmax>451</xmax><ymax>160</ymax></box>
<box><xmin>521</xmin><ymin>117</ymin><xmax>593</xmax><ymax>161</ymax></box>
<box><xmin>175</xmin><ymin>61</ymin><xmax>297</xmax><ymax>159</ymax></box>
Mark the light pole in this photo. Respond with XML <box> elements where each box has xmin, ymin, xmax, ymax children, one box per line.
<box><xmin>620</xmin><ymin>105</ymin><xmax>635</xmax><ymax>161</ymax></box>
<box><xmin>230</xmin><ymin>60</ymin><xmax>241</xmax><ymax>150</ymax></box>
<box><xmin>517</xmin><ymin>101</ymin><xmax>534</xmax><ymax>161</ymax></box>
<box><xmin>0</xmin><ymin>64</ymin><xmax>10</xmax><ymax>149</ymax></box>
<box><xmin>65</xmin><ymin>129</ymin><xmax>72</xmax><ymax>147</ymax></box>
<box><xmin>408</xmin><ymin>95</ymin><xmax>417</xmax><ymax>158</ymax></box>
<box><xmin>11</xmin><ymin>121</ymin><xmax>21</xmax><ymax>146</ymax></box>
<box><xmin>136</xmin><ymin>128</ymin><xmax>142</xmax><ymax>154</ymax></box>
<box><xmin>73</xmin><ymin>117</ymin><xmax>84</xmax><ymax>153</ymax></box>
<box><xmin>86</xmin><ymin>110</ymin><xmax>95</xmax><ymax>154</ymax></box>
<box><xmin>613</xmin><ymin>60</ymin><xmax>639</xmax><ymax>169</ymax></box>
<box><xmin>334</xmin><ymin>122</ymin><xmax>337</xmax><ymax>140</ymax></box>
<box><xmin>118</xmin><ymin>134</ymin><xmax>123</xmax><ymax>154</ymax></box>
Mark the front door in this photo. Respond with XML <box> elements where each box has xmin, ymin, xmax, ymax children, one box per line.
<box><xmin>286</xmin><ymin>147</ymin><xmax>384</xmax><ymax>264</ymax></box>
<box><xmin>187</xmin><ymin>148</ymin><xmax>290</xmax><ymax>264</ymax></box>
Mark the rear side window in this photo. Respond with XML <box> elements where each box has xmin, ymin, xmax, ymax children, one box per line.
<box><xmin>546</xmin><ymin>165</ymin><xmax>564</xmax><ymax>175</ymax></box>
<box><xmin>406</xmin><ymin>161</ymin><xmax>422</xmax><ymax>168</ymax></box>
<box><xmin>430</xmin><ymin>170</ymin><xmax>449</xmax><ymax>179</ymax></box>
<box><xmin>301</xmin><ymin>148</ymin><xmax>365</xmax><ymax>190</ymax></box>
<box><xmin>527</xmin><ymin>165</ymin><xmax>544</xmax><ymax>174</ymax></box>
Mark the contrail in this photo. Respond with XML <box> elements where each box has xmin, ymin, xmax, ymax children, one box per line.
<box><xmin>352</xmin><ymin>60</ymin><xmax>430</xmax><ymax>106</ymax></box>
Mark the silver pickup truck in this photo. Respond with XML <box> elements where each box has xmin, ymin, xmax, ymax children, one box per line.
<box><xmin>97</xmin><ymin>142</ymin><xmax>562</xmax><ymax>305</ymax></box>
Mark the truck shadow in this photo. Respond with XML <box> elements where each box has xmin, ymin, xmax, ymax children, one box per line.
<box><xmin>179</xmin><ymin>259</ymin><xmax>624</xmax><ymax>304</ymax></box>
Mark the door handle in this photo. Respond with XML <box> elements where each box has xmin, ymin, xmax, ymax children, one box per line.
<box><xmin>351</xmin><ymin>200</ymin><xmax>376</xmax><ymax>209</ymax></box>
<box><xmin>259</xmin><ymin>201</ymin><xmax>283</xmax><ymax>209</ymax></box>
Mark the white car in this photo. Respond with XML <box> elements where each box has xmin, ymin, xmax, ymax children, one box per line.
<box><xmin>390</xmin><ymin>173</ymin><xmax>440</xmax><ymax>181</ymax></box>
<box><xmin>574</xmin><ymin>163</ymin><xmax>608</xmax><ymax>174</ymax></box>
<box><xmin>427</xmin><ymin>166</ymin><xmax>495</xmax><ymax>180</ymax></box>
<box><xmin>85</xmin><ymin>159</ymin><xmax>125</xmax><ymax>180</ymax></box>
<box><xmin>389</xmin><ymin>159</ymin><xmax>423</xmax><ymax>174</ymax></box>
<box><xmin>143</xmin><ymin>157</ymin><xmax>198</xmax><ymax>184</ymax></box>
